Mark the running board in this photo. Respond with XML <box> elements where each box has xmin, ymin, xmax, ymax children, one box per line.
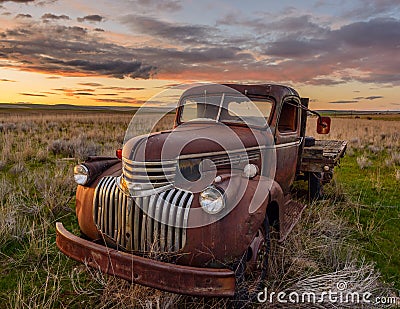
<box><xmin>279</xmin><ymin>198</ymin><xmax>307</xmax><ymax>242</ymax></box>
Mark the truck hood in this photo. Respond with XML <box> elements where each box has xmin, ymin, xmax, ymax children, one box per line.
<box><xmin>122</xmin><ymin>122</ymin><xmax>272</xmax><ymax>162</ymax></box>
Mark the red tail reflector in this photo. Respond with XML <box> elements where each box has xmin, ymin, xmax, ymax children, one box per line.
<box><xmin>116</xmin><ymin>149</ymin><xmax>122</xmax><ymax>160</ymax></box>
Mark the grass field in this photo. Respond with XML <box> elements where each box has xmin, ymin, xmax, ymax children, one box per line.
<box><xmin>0</xmin><ymin>109</ymin><xmax>399</xmax><ymax>308</ymax></box>
<box><xmin>306</xmin><ymin>116</ymin><xmax>400</xmax><ymax>290</ymax></box>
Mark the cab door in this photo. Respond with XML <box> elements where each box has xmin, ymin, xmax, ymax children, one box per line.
<box><xmin>274</xmin><ymin>98</ymin><xmax>302</xmax><ymax>193</ymax></box>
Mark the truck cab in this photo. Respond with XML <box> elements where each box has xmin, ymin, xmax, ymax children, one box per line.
<box><xmin>56</xmin><ymin>83</ymin><xmax>347</xmax><ymax>297</ymax></box>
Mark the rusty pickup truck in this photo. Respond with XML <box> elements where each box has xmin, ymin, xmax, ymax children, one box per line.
<box><xmin>56</xmin><ymin>83</ymin><xmax>347</xmax><ymax>297</ymax></box>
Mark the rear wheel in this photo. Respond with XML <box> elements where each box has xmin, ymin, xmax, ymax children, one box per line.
<box><xmin>233</xmin><ymin>216</ymin><xmax>270</xmax><ymax>305</ymax></box>
<box><xmin>308</xmin><ymin>171</ymin><xmax>323</xmax><ymax>201</ymax></box>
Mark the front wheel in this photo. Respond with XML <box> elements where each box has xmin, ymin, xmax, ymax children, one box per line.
<box><xmin>233</xmin><ymin>216</ymin><xmax>270</xmax><ymax>304</ymax></box>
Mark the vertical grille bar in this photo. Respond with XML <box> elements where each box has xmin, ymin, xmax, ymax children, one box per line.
<box><xmin>160</xmin><ymin>190</ymin><xmax>175</xmax><ymax>252</ymax></box>
<box><xmin>146</xmin><ymin>195</ymin><xmax>156</xmax><ymax>251</ymax></box>
<box><xmin>174</xmin><ymin>191</ymin><xmax>189</xmax><ymax>250</ymax></box>
<box><xmin>182</xmin><ymin>194</ymin><xmax>193</xmax><ymax>247</ymax></box>
<box><xmin>168</xmin><ymin>190</ymin><xmax>185</xmax><ymax>252</ymax></box>
<box><xmin>153</xmin><ymin>191</ymin><xmax>165</xmax><ymax>252</ymax></box>
<box><xmin>140</xmin><ymin>196</ymin><xmax>149</xmax><ymax>252</ymax></box>
<box><xmin>125</xmin><ymin>197</ymin><xmax>133</xmax><ymax>251</ymax></box>
<box><xmin>133</xmin><ymin>197</ymin><xmax>140</xmax><ymax>251</ymax></box>
<box><xmin>94</xmin><ymin>176</ymin><xmax>192</xmax><ymax>254</ymax></box>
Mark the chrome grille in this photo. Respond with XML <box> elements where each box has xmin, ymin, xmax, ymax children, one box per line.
<box><xmin>206</xmin><ymin>149</ymin><xmax>260</xmax><ymax>167</ymax></box>
<box><xmin>93</xmin><ymin>176</ymin><xmax>192</xmax><ymax>253</ymax></box>
<box><xmin>122</xmin><ymin>158</ymin><xmax>177</xmax><ymax>189</ymax></box>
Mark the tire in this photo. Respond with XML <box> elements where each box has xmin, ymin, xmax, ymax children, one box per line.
<box><xmin>309</xmin><ymin>172</ymin><xmax>323</xmax><ymax>201</ymax></box>
<box><xmin>233</xmin><ymin>216</ymin><xmax>270</xmax><ymax>306</ymax></box>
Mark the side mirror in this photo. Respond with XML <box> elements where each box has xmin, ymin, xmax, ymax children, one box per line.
<box><xmin>317</xmin><ymin>116</ymin><xmax>331</xmax><ymax>134</ymax></box>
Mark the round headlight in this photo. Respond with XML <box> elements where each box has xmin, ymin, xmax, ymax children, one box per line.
<box><xmin>199</xmin><ymin>186</ymin><xmax>225</xmax><ymax>214</ymax></box>
<box><xmin>243</xmin><ymin>163</ymin><xmax>258</xmax><ymax>178</ymax></box>
<box><xmin>74</xmin><ymin>164</ymin><xmax>89</xmax><ymax>185</ymax></box>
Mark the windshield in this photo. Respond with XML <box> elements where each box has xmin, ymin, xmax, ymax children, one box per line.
<box><xmin>179</xmin><ymin>93</ymin><xmax>273</xmax><ymax>127</ymax></box>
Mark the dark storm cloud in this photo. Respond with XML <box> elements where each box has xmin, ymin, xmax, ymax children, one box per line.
<box><xmin>77</xmin><ymin>15</ymin><xmax>104</xmax><ymax>23</ymax></box>
<box><xmin>0</xmin><ymin>23</ymin><xmax>156</xmax><ymax>79</ymax></box>
<box><xmin>41</xmin><ymin>13</ymin><xmax>70</xmax><ymax>20</ymax></box>
<box><xmin>15</xmin><ymin>13</ymin><xmax>32</xmax><ymax>18</ymax></box>
<box><xmin>218</xmin><ymin>14</ymin><xmax>328</xmax><ymax>38</ymax></box>
<box><xmin>121</xmin><ymin>14</ymin><xmax>217</xmax><ymax>44</ymax></box>
<box><xmin>215</xmin><ymin>13</ymin><xmax>400</xmax><ymax>84</ymax></box>
<box><xmin>332</xmin><ymin>18</ymin><xmax>400</xmax><ymax>47</ymax></box>
<box><xmin>46</xmin><ymin>58</ymin><xmax>151</xmax><ymax>78</ymax></box>
<box><xmin>131</xmin><ymin>0</ymin><xmax>182</xmax><ymax>11</ymax></box>
<box><xmin>0</xmin><ymin>0</ymin><xmax>35</xmax><ymax>2</ymax></box>
<box><xmin>1</xmin><ymin>11</ymin><xmax>400</xmax><ymax>85</ymax></box>
<box><xmin>341</xmin><ymin>0</ymin><xmax>400</xmax><ymax>19</ymax></box>
<box><xmin>262</xmin><ymin>18</ymin><xmax>400</xmax><ymax>85</ymax></box>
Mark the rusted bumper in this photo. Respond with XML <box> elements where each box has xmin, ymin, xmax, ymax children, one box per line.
<box><xmin>56</xmin><ymin>222</ymin><xmax>236</xmax><ymax>297</ymax></box>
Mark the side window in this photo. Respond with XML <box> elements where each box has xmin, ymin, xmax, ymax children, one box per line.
<box><xmin>278</xmin><ymin>100</ymin><xmax>299</xmax><ymax>133</ymax></box>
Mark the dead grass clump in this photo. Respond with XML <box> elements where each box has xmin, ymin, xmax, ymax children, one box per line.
<box><xmin>0</xmin><ymin>203</ymin><xmax>30</xmax><ymax>246</ymax></box>
<box><xmin>0</xmin><ymin>122</ymin><xmax>17</xmax><ymax>132</ymax></box>
<box><xmin>357</xmin><ymin>155</ymin><xmax>372</xmax><ymax>169</ymax></box>
<box><xmin>49</xmin><ymin>135</ymin><xmax>100</xmax><ymax>160</ymax></box>
<box><xmin>49</xmin><ymin>139</ymin><xmax>75</xmax><ymax>157</ymax></box>
<box><xmin>395</xmin><ymin>170</ymin><xmax>400</xmax><ymax>182</ymax></box>
<box><xmin>368</xmin><ymin>145</ymin><xmax>382</xmax><ymax>154</ymax></box>
<box><xmin>9</xmin><ymin>162</ymin><xmax>25</xmax><ymax>175</ymax></box>
<box><xmin>386</xmin><ymin>151</ymin><xmax>400</xmax><ymax>166</ymax></box>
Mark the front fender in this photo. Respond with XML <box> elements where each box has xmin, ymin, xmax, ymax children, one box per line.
<box><xmin>76</xmin><ymin>161</ymin><xmax>122</xmax><ymax>239</ymax></box>
<box><xmin>182</xmin><ymin>174</ymin><xmax>281</xmax><ymax>267</ymax></box>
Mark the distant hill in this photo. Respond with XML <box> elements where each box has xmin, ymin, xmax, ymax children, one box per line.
<box><xmin>0</xmin><ymin>102</ymin><xmax>140</xmax><ymax>112</ymax></box>
<box><xmin>0</xmin><ymin>103</ymin><xmax>179</xmax><ymax>114</ymax></box>
<box><xmin>315</xmin><ymin>110</ymin><xmax>400</xmax><ymax>115</ymax></box>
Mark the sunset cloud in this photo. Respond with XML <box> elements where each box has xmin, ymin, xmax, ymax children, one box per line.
<box><xmin>77</xmin><ymin>14</ymin><xmax>104</xmax><ymax>23</ymax></box>
<box><xmin>20</xmin><ymin>92</ymin><xmax>47</xmax><ymax>97</ymax></box>
<box><xmin>329</xmin><ymin>100</ymin><xmax>359</xmax><ymax>104</ymax></box>
<box><xmin>0</xmin><ymin>0</ymin><xmax>398</xmax><ymax>110</ymax></box>
<box><xmin>0</xmin><ymin>0</ymin><xmax>35</xmax><ymax>3</ymax></box>
<box><xmin>132</xmin><ymin>0</ymin><xmax>182</xmax><ymax>12</ymax></box>
<box><xmin>365</xmin><ymin>96</ymin><xmax>384</xmax><ymax>100</ymax></box>
<box><xmin>0</xmin><ymin>23</ymin><xmax>156</xmax><ymax>78</ymax></box>
<box><xmin>15</xmin><ymin>13</ymin><xmax>32</xmax><ymax>18</ymax></box>
<box><xmin>41</xmin><ymin>13</ymin><xmax>70</xmax><ymax>20</ymax></box>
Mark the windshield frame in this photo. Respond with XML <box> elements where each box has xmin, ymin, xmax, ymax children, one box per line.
<box><xmin>176</xmin><ymin>92</ymin><xmax>276</xmax><ymax>128</ymax></box>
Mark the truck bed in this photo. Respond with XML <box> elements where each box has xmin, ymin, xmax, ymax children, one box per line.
<box><xmin>300</xmin><ymin>140</ymin><xmax>347</xmax><ymax>173</ymax></box>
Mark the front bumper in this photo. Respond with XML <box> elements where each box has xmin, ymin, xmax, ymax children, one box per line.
<box><xmin>56</xmin><ymin>222</ymin><xmax>236</xmax><ymax>297</ymax></box>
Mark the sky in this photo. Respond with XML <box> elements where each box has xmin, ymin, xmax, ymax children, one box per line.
<box><xmin>0</xmin><ymin>0</ymin><xmax>399</xmax><ymax>110</ymax></box>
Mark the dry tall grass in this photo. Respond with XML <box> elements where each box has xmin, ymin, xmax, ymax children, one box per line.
<box><xmin>307</xmin><ymin>116</ymin><xmax>400</xmax><ymax>172</ymax></box>
<box><xmin>1</xmin><ymin>111</ymin><xmax>398</xmax><ymax>308</ymax></box>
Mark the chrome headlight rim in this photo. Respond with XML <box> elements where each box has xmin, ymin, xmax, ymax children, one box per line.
<box><xmin>73</xmin><ymin>164</ymin><xmax>89</xmax><ymax>185</ymax></box>
<box><xmin>199</xmin><ymin>185</ymin><xmax>225</xmax><ymax>215</ymax></box>
<box><xmin>243</xmin><ymin>163</ymin><xmax>259</xmax><ymax>179</ymax></box>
